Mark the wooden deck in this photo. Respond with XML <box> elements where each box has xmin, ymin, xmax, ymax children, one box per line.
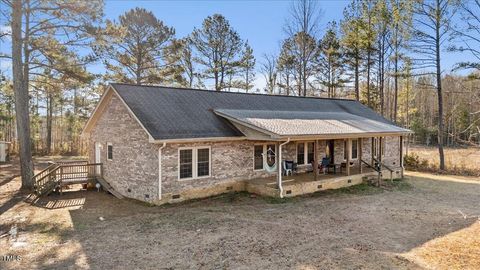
<box><xmin>32</xmin><ymin>161</ymin><xmax>123</xmax><ymax>199</ymax></box>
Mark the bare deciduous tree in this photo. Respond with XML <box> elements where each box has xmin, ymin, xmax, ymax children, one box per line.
<box><xmin>260</xmin><ymin>54</ymin><xmax>277</xmax><ymax>94</ymax></box>
<box><xmin>284</xmin><ymin>0</ymin><xmax>322</xmax><ymax>96</ymax></box>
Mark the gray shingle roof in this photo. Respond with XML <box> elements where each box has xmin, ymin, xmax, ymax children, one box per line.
<box><xmin>214</xmin><ymin>109</ymin><xmax>410</xmax><ymax>137</ymax></box>
<box><xmin>111</xmin><ymin>83</ymin><xmax>410</xmax><ymax>140</ymax></box>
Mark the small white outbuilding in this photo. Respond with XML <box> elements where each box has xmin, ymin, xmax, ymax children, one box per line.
<box><xmin>0</xmin><ymin>141</ymin><xmax>10</xmax><ymax>162</ymax></box>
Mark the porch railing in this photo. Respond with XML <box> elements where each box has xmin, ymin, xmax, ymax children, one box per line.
<box><xmin>362</xmin><ymin>158</ymin><xmax>394</xmax><ymax>182</ymax></box>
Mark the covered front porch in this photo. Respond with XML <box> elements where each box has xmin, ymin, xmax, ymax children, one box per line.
<box><xmin>214</xmin><ymin>108</ymin><xmax>411</xmax><ymax>198</ymax></box>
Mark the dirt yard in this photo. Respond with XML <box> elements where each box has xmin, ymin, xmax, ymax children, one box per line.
<box><xmin>1</xmin><ymin>161</ymin><xmax>479</xmax><ymax>269</ymax></box>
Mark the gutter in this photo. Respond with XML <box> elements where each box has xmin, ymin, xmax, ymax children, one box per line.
<box><xmin>278</xmin><ymin>138</ymin><xmax>291</xmax><ymax>198</ymax></box>
<box><xmin>158</xmin><ymin>142</ymin><xmax>167</xmax><ymax>200</ymax></box>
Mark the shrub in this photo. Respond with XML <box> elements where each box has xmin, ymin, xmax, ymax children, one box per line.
<box><xmin>404</xmin><ymin>153</ymin><xmax>421</xmax><ymax>169</ymax></box>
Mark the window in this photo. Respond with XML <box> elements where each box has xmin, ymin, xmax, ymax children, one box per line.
<box><xmin>297</xmin><ymin>142</ymin><xmax>314</xmax><ymax>165</ymax></box>
<box><xmin>178</xmin><ymin>147</ymin><xmax>210</xmax><ymax>180</ymax></box>
<box><xmin>179</xmin><ymin>149</ymin><xmax>193</xmax><ymax>179</ymax></box>
<box><xmin>197</xmin><ymin>148</ymin><xmax>210</xmax><ymax>177</ymax></box>
<box><xmin>351</xmin><ymin>139</ymin><xmax>358</xmax><ymax>159</ymax></box>
<box><xmin>307</xmin><ymin>142</ymin><xmax>315</xmax><ymax>164</ymax></box>
<box><xmin>297</xmin><ymin>143</ymin><xmax>305</xmax><ymax>164</ymax></box>
<box><xmin>107</xmin><ymin>143</ymin><xmax>113</xmax><ymax>160</ymax></box>
<box><xmin>254</xmin><ymin>145</ymin><xmax>264</xmax><ymax>170</ymax></box>
<box><xmin>372</xmin><ymin>137</ymin><xmax>385</xmax><ymax>158</ymax></box>
<box><xmin>344</xmin><ymin>139</ymin><xmax>359</xmax><ymax>160</ymax></box>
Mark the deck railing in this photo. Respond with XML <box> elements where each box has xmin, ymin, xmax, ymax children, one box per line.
<box><xmin>32</xmin><ymin>161</ymin><xmax>103</xmax><ymax>196</ymax></box>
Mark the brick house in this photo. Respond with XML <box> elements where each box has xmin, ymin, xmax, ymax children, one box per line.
<box><xmin>82</xmin><ymin>83</ymin><xmax>411</xmax><ymax>204</ymax></box>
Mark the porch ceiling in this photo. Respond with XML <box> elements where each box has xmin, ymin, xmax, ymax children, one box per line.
<box><xmin>214</xmin><ymin>109</ymin><xmax>412</xmax><ymax>139</ymax></box>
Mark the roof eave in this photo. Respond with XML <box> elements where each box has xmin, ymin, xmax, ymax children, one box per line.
<box><xmin>150</xmin><ymin>136</ymin><xmax>248</xmax><ymax>144</ymax></box>
<box><xmin>275</xmin><ymin>131</ymin><xmax>413</xmax><ymax>141</ymax></box>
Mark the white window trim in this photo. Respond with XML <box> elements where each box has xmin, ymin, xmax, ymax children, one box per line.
<box><xmin>253</xmin><ymin>144</ymin><xmax>266</xmax><ymax>171</ymax></box>
<box><xmin>178</xmin><ymin>146</ymin><xmax>212</xmax><ymax>181</ymax></box>
<box><xmin>106</xmin><ymin>142</ymin><xmax>113</xmax><ymax>161</ymax></box>
<box><xmin>343</xmin><ymin>139</ymin><xmax>359</xmax><ymax>161</ymax></box>
<box><xmin>296</xmin><ymin>141</ymin><xmax>314</xmax><ymax>165</ymax></box>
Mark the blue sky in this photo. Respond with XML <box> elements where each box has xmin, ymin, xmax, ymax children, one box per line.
<box><xmin>0</xmin><ymin>0</ymin><xmax>473</xmax><ymax>87</ymax></box>
<box><xmin>91</xmin><ymin>0</ymin><xmax>351</xmax><ymax>78</ymax></box>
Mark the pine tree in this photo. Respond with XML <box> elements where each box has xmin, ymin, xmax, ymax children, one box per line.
<box><xmin>315</xmin><ymin>21</ymin><xmax>347</xmax><ymax>98</ymax></box>
<box><xmin>190</xmin><ymin>14</ymin><xmax>245</xmax><ymax>91</ymax></box>
<box><xmin>95</xmin><ymin>7</ymin><xmax>175</xmax><ymax>85</ymax></box>
<box><xmin>411</xmin><ymin>0</ymin><xmax>458</xmax><ymax>170</ymax></box>
<box><xmin>6</xmin><ymin>0</ymin><xmax>103</xmax><ymax>188</ymax></box>
<box><xmin>277</xmin><ymin>43</ymin><xmax>296</xmax><ymax>96</ymax></box>
<box><xmin>239</xmin><ymin>42</ymin><xmax>256</xmax><ymax>92</ymax></box>
<box><xmin>279</xmin><ymin>32</ymin><xmax>318</xmax><ymax>96</ymax></box>
<box><xmin>341</xmin><ymin>0</ymin><xmax>368</xmax><ymax>101</ymax></box>
<box><xmin>390</xmin><ymin>0</ymin><xmax>413</xmax><ymax>122</ymax></box>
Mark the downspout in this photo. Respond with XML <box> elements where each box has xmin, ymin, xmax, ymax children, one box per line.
<box><xmin>158</xmin><ymin>142</ymin><xmax>167</xmax><ymax>201</ymax></box>
<box><xmin>278</xmin><ymin>138</ymin><xmax>291</xmax><ymax>198</ymax></box>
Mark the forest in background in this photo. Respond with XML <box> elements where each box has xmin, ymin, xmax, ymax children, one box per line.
<box><xmin>0</xmin><ymin>0</ymin><xmax>479</xmax><ymax>163</ymax></box>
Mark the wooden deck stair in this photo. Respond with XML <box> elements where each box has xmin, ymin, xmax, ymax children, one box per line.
<box><xmin>96</xmin><ymin>177</ymin><xmax>124</xmax><ymax>199</ymax></box>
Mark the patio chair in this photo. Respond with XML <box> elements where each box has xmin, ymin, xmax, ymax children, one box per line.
<box><xmin>283</xmin><ymin>160</ymin><xmax>293</xmax><ymax>176</ymax></box>
<box><xmin>320</xmin><ymin>157</ymin><xmax>330</xmax><ymax>174</ymax></box>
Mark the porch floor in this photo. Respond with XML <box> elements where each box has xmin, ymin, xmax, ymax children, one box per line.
<box><xmin>249</xmin><ymin>167</ymin><xmax>376</xmax><ymax>188</ymax></box>
<box><xmin>246</xmin><ymin>167</ymin><xmax>378</xmax><ymax>198</ymax></box>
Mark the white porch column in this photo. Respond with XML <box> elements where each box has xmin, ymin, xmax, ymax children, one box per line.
<box><xmin>277</xmin><ymin>139</ymin><xmax>290</xmax><ymax>198</ymax></box>
<box><xmin>359</xmin><ymin>138</ymin><xmax>363</xmax><ymax>174</ymax></box>
<box><xmin>400</xmin><ymin>136</ymin><xmax>404</xmax><ymax>178</ymax></box>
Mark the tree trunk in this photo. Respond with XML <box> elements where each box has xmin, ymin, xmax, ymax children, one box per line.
<box><xmin>394</xmin><ymin>65</ymin><xmax>398</xmax><ymax>123</ymax></box>
<box><xmin>12</xmin><ymin>0</ymin><xmax>34</xmax><ymax>189</ymax></box>
<box><xmin>355</xmin><ymin>57</ymin><xmax>359</xmax><ymax>101</ymax></box>
<box><xmin>46</xmin><ymin>93</ymin><xmax>53</xmax><ymax>155</ymax></box>
<box><xmin>367</xmin><ymin>50</ymin><xmax>371</xmax><ymax>108</ymax></box>
<box><xmin>435</xmin><ymin>0</ymin><xmax>445</xmax><ymax>170</ymax></box>
<box><xmin>379</xmin><ymin>39</ymin><xmax>385</xmax><ymax>116</ymax></box>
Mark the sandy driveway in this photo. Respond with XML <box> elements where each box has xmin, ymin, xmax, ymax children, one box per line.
<box><xmin>1</xmin><ymin>167</ymin><xmax>479</xmax><ymax>269</ymax></box>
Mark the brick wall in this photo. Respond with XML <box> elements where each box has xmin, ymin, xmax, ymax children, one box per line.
<box><xmin>88</xmin><ymin>93</ymin><xmax>159</xmax><ymax>202</ymax></box>
<box><xmin>161</xmin><ymin>141</ymin><xmax>275</xmax><ymax>194</ymax></box>
<box><xmin>383</xmin><ymin>136</ymin><xmax>401</xmax><ymax>168</ymax></box>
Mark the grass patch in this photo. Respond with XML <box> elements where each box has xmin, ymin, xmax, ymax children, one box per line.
<box><xmin>332</xmin><ymin>182</ymin><xmax>384</xmax><ymax>195</ymax></box>
<box><xmin>384</xmin><ymin>179</ymin><xmax>413</xmax><ymax>191</ymax></box>
<box><xmin>313</xmin><ymin>182</ymin><xmax>383</xmax><ymax>195</ymax></box>
<box><xmin>217</xmin><ymin>191</ymin><xmax>250</xmax><ymax>203</ymax></box>
<box><xmin>262</xmin><ymin>196</ymin><xmax>296</xmax><ymax>204</ymax></box>
<box><xmin>308</xmin><ymin>180</ymin><xmax>413</xmax><ymax>198</ymax></box>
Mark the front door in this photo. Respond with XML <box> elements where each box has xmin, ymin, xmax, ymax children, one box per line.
<box><xmin>95</xmin><ymin>142</ymin><xmax>101</xmax><ymax>174</ymax></box>
<box><xmin>265</xmin><ymin>144</ymin><xmax>277</xmax><ymax>172</ymax></box>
